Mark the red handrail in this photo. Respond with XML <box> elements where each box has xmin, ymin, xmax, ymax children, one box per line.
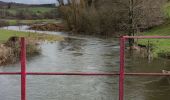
<box><xmin>0</xmin><ymin>36</ymin><xmax>169</xmax><ymax>100</ymax></box>
<box><xmin>119</xmin><ymin>37</ymin><xmax>125</xmax><ymax>100</ymax></box>
<box><xmin>21</xmin><ymin>37</ymin><xmax>26</xmax><ymax>100</ymax></box>
<box><xmin>0</xmin><ymin>72</ymin><xmax>170</xmax><ymax>76</ymax></box>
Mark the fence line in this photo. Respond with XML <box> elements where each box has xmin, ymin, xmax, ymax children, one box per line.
<box><xmin>0</xmin><ymin>36</ymin><xmax>169</xmax><ymax>100</ymax></box>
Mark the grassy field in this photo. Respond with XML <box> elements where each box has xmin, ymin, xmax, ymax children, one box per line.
<box><xmin>0</xmin><ymin>29</ymin><xmax>64</xmax><ymax>43</ymax></box>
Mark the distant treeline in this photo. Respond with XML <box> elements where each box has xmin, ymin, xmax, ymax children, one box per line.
<box><xmin>0</xmin><ymin>7</ymin><xmax>59</xmax><ymax>19</ymax></box>
<box><xmin>0</xmin><ymin>1</ymin><xmax>56</xmax><ymax>8</ymax></box>
<box><xmin>0</xmin><ymin>8</ymin><xmax>59</xmax><ymax>19</ymax></box>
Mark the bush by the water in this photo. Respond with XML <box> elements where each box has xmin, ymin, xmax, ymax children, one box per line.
<box><xmin>0</xmin><ymin>20</ymin><xmax>9</xmax><ymax>27</ymax></box>
<box><xmin>0</xmin><ymin>36</ymin><xmax>41</xmax><ymax>65</ymax></box>
<box><xmin>0</xmin><ymin>44</ymin><xmax>14</xmax><ymax>65</ymax></box>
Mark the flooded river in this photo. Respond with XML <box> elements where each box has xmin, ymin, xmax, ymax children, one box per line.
<box><xmin>0</xmin><ymin>26</ymin><xmax>170</xmax><ymax>100</ymax></box>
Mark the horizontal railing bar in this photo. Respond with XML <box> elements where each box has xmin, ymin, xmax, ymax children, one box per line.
<box><xmin>27</xmin><ymin>72</ymin><xmax>119</xmax><ymax>75</ymax></box>
<box><xmin>123</xmin><ymin>36</ymin><xmax>170</xmax><ymax>39</ymax></box>
<box><xmin>0</xmin><ymin>72</ymin><xmax>21</xmax><ymax>75</ymax></box>
<box><xmin>0</xmin><ymin>72</ymin><xmax>170</xmax><ymax>76</ymax></box>
<box><xmin>125</xmin><ymin>73</ymin><xmax>170</xmax><ymax>76</ymax></box>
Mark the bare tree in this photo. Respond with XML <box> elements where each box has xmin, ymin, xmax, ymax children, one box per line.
<box><xmin>59</xmin><ymin>0</ymin><xmax>167</xmax><ymax>38</ymax></box>
<box><xmin>57</xmin><ymin>0</ymin><xmax>64</xmax><ymax>6</ymax></box>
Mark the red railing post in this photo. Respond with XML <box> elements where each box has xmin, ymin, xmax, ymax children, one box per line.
<box><xmin>21</xmin><ymin>37</ymin><xmax>26</xmax><ymax>100</ymax></box>
<box><xmin>119</xmin><ymin>37</ymin><xmax>125</xmax><ymax>100</ymax></box>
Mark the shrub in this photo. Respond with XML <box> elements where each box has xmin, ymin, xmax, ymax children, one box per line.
<box><xmin>0</xmin><ymin>20</ymin><xmax>9</xmax><ymax>27</ymax></box>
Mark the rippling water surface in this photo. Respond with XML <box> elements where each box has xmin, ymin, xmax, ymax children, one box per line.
<box><xmin>0</xmin><ymin>26</ymin><xmax>170</xmax><ymax>100</ymax></box>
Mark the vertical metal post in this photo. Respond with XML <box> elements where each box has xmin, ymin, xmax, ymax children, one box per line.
<box><xmin>21</xmin><ymin>37</ymin><xmax>26</xmax><ymax>100</ymax></box>
<box><xmin>119</xmin><ymin>37</ymin><xmax>125</xmax><ymax>100</ymax></box>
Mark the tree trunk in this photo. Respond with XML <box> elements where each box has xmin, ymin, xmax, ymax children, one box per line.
<box><xmin>128</xmin><ymin>0</ymin><xmax>135</xmax><ymax>47</ymax></box>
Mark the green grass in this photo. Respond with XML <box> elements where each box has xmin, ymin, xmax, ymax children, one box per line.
<box><xmin>6</xmin><ymin>19</ymin><xmax>62</xmax><ymax>26</ymax></box>
<box><xmin>0</xmin><ymin>29</ymin><xmax>28</xmax><ymax>42</ymax></box>
<box><xmin>26</xmin><ymin>7</ymin><xmax>56</xmax><ymax>13</ymax></box>
<box><xmin>0</xmin><ymin>29</ymin><xmax>64</xmax><ymax>43</ymax></box>
<box><xmin>138</xmin><ymin>22</ymin><xmax>170</xmax><ymax>58</ymax></box>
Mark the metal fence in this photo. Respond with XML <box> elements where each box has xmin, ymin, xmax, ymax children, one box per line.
<box><xmin>0</xmin><ymin>36</ymin><xmax>170</xmax><ymax>100</ymax></box>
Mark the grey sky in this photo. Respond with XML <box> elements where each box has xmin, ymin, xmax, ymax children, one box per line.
<box><xmin>0</xmin><ymin>0</ymin><xmax>57</xmax><ymax>4</ymax></box>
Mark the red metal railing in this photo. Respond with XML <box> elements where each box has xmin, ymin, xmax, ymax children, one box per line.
<box><xmin>118</xmin><ymin>36</ymin><xmax>170</xmax><ymax>100</ymax></box>
<box><xmin>0</xmin><ymin>36</ymin><xmax>170</xmax><ymax>100</ymax></box>
<box><xmin>21</xmin><ymin>37</ymin><xmax>26</xmax><ymax>100</ymax></box>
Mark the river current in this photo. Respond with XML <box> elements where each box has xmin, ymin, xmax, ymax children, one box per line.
<box><xmin>0</xmin><ymin>26</ymin><xmax>170</xmax><ymax>100</ymax></box>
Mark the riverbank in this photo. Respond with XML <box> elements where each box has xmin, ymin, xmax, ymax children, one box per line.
<box><xmin>134</xmin><ymin>3</ymin><xmax>170</xmax><ymax>59</ymax></box>
<box><xmin>29</xmin><ymin>23</ymin><xmax>65</xmax><ymax>31</ymax></box>
<box><xmin>0</xmin><ymin>19</ymin><xmax>62</xmax><ymax>27</ymax></box>
<box><xmin>0</xmin><ymin>29</ymin><xmax>64</xmax><ymax>65</ymax></box>
<box><xmin>138</xmin><ymin>22</ymin><xmax>170</xmax><ymax>58</ymax></box>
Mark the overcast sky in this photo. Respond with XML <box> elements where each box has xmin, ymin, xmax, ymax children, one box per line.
<box><xmin>0</xmin><ymin>0</ymin><xmax>57</xmax><ymax>4</ymax></box>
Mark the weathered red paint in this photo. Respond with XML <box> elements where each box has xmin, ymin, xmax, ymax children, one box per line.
<box><xmin>21</xmin><ymin>37</ymin><xmax>26</xmax><ymax>100</ymax></box>
<box><xmin>119</xmin><ymin>37</ymin><xmax>125</xmax><ymax>100</ymax></box>
<box><xmin>26</xmin><ymin>72</ymin><xmax>119</xmax><ymax>75</ymax></box>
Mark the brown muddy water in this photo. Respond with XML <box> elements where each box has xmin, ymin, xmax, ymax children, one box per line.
<box><xmin>0</xmin><ymin>26</ymin><xmax>170</xmax><ymax>100</ymax></box>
